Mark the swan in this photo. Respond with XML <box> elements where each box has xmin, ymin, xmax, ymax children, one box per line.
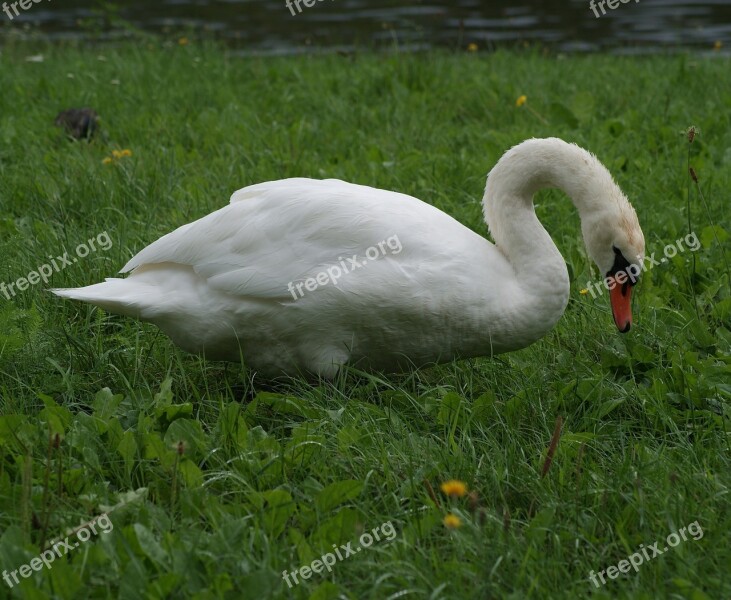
<box><xmin>53</xmin><ymin>138</ymin><xmax>645</xmax><ymax>379</ymax></box>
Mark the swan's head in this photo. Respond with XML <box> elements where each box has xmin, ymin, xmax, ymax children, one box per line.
<box><xmin>582</xmin><ymin>188</ymin><xmax>645</xmax><ymax>333</ymax></box>
<box><xmin>483</xmin><ymin>138</ymin><xmax>646</xmax><ymax>333</ymax></box>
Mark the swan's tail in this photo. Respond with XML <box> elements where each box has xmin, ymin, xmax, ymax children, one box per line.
<box><xmin>51</xmin><ymin>278</ymin><xmax>152</xmax><ymax>319</ymax></box>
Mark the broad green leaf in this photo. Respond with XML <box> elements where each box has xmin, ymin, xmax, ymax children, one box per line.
<box><xmin>289</xmin><ymin>527</ymin><xmax>315</xmax><ymax>566</ymax></box>
<box><xmin>92</xmin><ymin>388</ymin><xmax>124</xmax><ymax>422</ymax></box>
<box><xmin>310</xmin><ymin>508</ymin><xmax>361</xmax><ymax>554</ymax></box>
<box><xmin>163</xmin><ymin>418</ymin><xmax>207</xmax><ymax>458</ymax></box>
<box><xmin>595</xmin><ymin>398</ymin><xmax>624</xmax><ymax>419</ymax></box>
<box><xmin>155</xmin><ymin>402</ymin><xmax>194</xmax><ymax>425</ymax></box>
<box><xmin>526</xmin><ymin>507</ymin><xmax>555</xmax><ymax>543</ymax></box>
<box><xmin>315</xmin><ymin>480</ymin><xmax>364</xmax><ymax>513</ymax></box>
<box><xmin>240</xmin><ymin>570</ymin><xmax>278</xmax><ymax>599</ymax></box>
<box><xmin>255</xmin><ymin>392</ymin><xmax>322</xmax><ymax>419</ymax></box>
<box><xmin>700</xmin><ymin>224</ymin><xmax>728</xmax><ymax>249</ymax></box>
<box><xmin>133</xmin><ymin>523</ymin><xmax>169</xmax><ymax>567</ymax></box>
<box><xmin>249</xmin><ymin>490</ymin><xmax>296</xmax><ymax>538</ymax></box>
<box><xmin>177</xmin><ymin>458</ymin><xmax>204</xmax><ymax>487</ymax></box>
<box><xmin>117</xmin><ymin>430</ymin><xmax>137</xmax><ymax>475</ymax></box>
<box><xmin>437</xmin><ymin>392</ymin><xmax>463</xmax><ymax>427</ymax></box>
<box><xmin>153</xmin><ymin>377</ymin><xmax>174</xmax><ymax>407</ymax></box>
<box><xmin>471</xmin><ymin>391</ymin><xmax>497</xmax><ymax>424</ymax></box>
<box><xmin>308</xmin><ymin>581</ymin><xmax>343</xmax><ymax>600</ymax></box>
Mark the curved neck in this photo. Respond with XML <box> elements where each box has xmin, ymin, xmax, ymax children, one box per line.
<box><xmin>482</xmin><ymin>139</ymin><xmax>612</xmax><ymax>328</ymax></box>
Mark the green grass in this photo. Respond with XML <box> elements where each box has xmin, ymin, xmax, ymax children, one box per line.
<box><xmin>0</xmin><ymin>40</ymin><xmax>730</xmax><ymax>599</ymax></box>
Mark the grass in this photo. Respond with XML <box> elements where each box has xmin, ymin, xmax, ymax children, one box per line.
<box><xmin>0</xmin><ymin>39</ymin><xmax>730</xmax><ymax>599</ymax></box>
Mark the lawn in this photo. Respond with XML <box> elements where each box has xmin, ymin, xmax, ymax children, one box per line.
<box><xmin>0</xmin><ymin>40</ymin><xmax>729</xmax><ymax>599</ymax></box>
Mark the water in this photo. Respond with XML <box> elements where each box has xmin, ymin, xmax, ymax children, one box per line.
<box><xmin>2</xmin><ymin>0</ymin><xmax>730</xmax><ymax>54</ymax></box>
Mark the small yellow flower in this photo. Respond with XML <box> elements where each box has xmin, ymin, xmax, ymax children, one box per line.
<box><xmin>443</xmin><ymin>514</ymin><xmax>462</xmax><ymax>529</ymax></box>
<box><xmin>579</xmin><ymin>288</ymin><xmax>589</xmax><ymax>295</ymax></box>
<box><xmin>467</xmin><ymin>43</ymin><xmax>478</xmax><ymax>53</ymax></box>
<box><xmin>111</xmin><ymin>150</ymin><xmax>123</xmax><ymax>159</ymax></box>
<box><xmin>440</xmin><ymin>480</ymin><xmax>468</xmax><ymax>498</ymax></box>
<box><xmin>102</xmin><ymin>157</ymin><xmax>113</xmax><ymax>165</ymax></box>
<box><xmin>179</xmin><ymin>37</ymin><xmax>189</xmax><ymax>46</ymax></box>
<box><xmin>119</xmin><ymin>149</ymin><xmax>133</xmax><ymax>157</ymax></box>
<box><xmin>713</xmin><ymin>40</ymin><xmax>722</xmax><ymax>51</ymax></box>
<box><xmin>516</xmin><ymin>95</ymin><xmax>527</xmax><ymax>107</ymax></box>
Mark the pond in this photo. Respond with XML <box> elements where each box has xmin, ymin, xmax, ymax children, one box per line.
<box><xmin>2</xmin><ymin>0</ymin><xmax>729</xmax><ymax>53</ymax></box>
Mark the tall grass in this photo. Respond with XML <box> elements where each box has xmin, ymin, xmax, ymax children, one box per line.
<box><xmin>0</xmin><ymin>42</ymin><xmax>729</xmax><ymax>599</ymax></box>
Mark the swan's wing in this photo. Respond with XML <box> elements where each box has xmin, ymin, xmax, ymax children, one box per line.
<box><xmin>120</xmin><ymin>179</ymin><xmax>452</xmax><ymax>300</ymax></box>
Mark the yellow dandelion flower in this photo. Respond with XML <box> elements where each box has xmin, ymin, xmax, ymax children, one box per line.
<box><xmin>102</xmin><ymin>157</ymin><xmax>113</xmax><ymax>165</ymax></box>
<box><xmin>440</xmin><ymin>480</ymin><xmax>468</xmax><ymax>498</ymax></box>
<box><xmin>111</xmin><ymin>150</ymin><xmax>123</xmax><ymax>159</ymax></box>
<box><xmin>443</xmin><ymin>513</ymin><xmax>462</xmax><ymax>529</ymax></box>
<box><xmin>119</xmin><ymin>149</ymin><xmax>133</xmax><ymax>157</ymax></box>
<box><xmin>467</xmin><ymin>43</ymin><xmax>478</xmax><ymax>53</ymax></box>
<box><xmin>516</xmin><ymin>95</ymin><xmax>527</xmax><ymax>107</ymax></box>
<box><xmin>179</xmin><ymin>37</ymin><xmax>189</xmax><ymax>46</ymax></box>
<box><xmin>713</xmin><ymin>40</ymin><xmax>722</xmax><ymax>51</ymax></box>
<box><xmin>579</xmin><ymin>288</ymin><xmax>589</xmax><ymax>295</ymax></box>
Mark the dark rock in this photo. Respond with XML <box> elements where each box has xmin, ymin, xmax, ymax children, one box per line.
<box><xmin>54</xmin><ymin>108</ymin><xmax>100</xmax><ymax>140</ymax></box>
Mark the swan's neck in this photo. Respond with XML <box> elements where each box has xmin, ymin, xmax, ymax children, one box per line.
<box><xmin>483</xmin><ymin>139</ymin><xmax>612</xmax><ymax>330</ymax></box>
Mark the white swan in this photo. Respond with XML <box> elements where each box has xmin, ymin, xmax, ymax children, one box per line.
<box><xmin>53</xmin><ymin>138</ymin><xmax>645</xmax><ymax>378</ymax></box>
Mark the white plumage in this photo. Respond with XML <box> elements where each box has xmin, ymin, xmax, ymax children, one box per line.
<box><xmin>53</xmin><ymin>138</ymin><xmax>645</xmax><ymax>378</ymax></box>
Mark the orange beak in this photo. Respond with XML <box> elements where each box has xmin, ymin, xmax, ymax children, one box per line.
<box><xmin>608</xmin><ymin>278</ymin><xmax>633</xmax><ymax>333</ymax></box>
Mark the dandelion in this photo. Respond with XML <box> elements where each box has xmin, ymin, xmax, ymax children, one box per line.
<box><xmin>103</xmin><ymin>150</ymin><xmax>133</xmax><ymax>165</ymax></box>
<box><xmin>515</xmin><ymin>95</ymin><xmax>548</xmax><ymax>124</ymax></box>
<box><xmin>713</xmin><ymin>40</ymin><xmax>722</xmax><ymax>51</ymax></box>
<box><xmin>443</xmin><ymin>514</ymin><xmax>462</xmax><ymax>529</ymax></box>
<box><xmin>440</xmin><ymin>480</ymin><xmax>468</xmax><ymax>498</ymax></box>
<box><xmin>179</xmin><ymin>37</ymin><xmax>189</xmax><ymax>46</ymax></box>
<box><xmin>579</xmin><ymin>288</ymin><xmax>589</xmax><ymax>295</ymax></box>
<box><xmin>467</xmin><ymin>43</ymin><xmax>478</xmax><ymax>53</ymax></box>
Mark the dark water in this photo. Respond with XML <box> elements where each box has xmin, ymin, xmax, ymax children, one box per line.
<box><xmin>1</xmin><ymin>0</ymin><xmax>730</xmax><ymax>54</ymax></box>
